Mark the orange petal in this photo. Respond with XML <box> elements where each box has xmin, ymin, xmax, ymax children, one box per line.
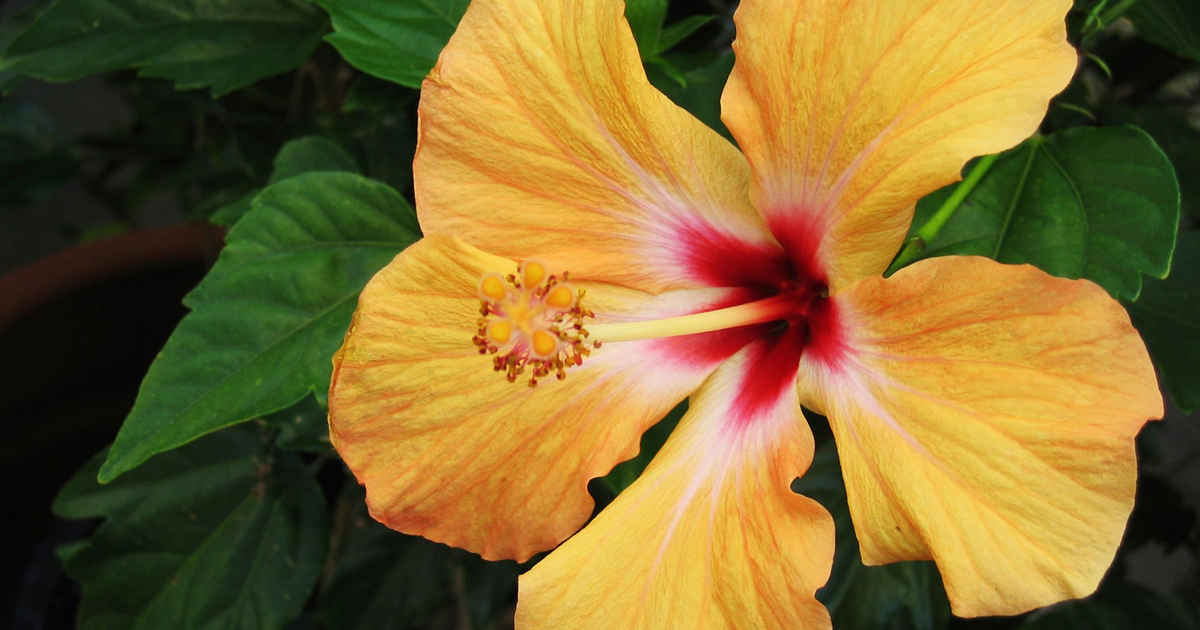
<box><xmin>329</xmin><ymin>235</ymin><xmax>756</xmax><ymax>562</ymax></box>
<box><xmin>796</xmin><ymin>257</ymin><xmax>1163</xmax><ymax>616</ymax></box>
<box><xmin>722</xmin><ymin>0</ymin><xmax>1077</xmax><ymax>291</ymax></box>
<box><xmin>416</xmin><ymin>0</ymin><xmax>783</xmax><ymax>292</ymax></box>
<box><xmin>518</xmin><ymin>329</ymin><xmax>835</xmax><ymax>629</ymax></box>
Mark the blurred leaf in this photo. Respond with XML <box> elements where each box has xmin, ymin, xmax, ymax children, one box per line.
<box><xmin>269</xmin><ymin>136</ymin><xmax>359</xmax><ymax>183</ymax></box>
<box><xmin>316</xmin><ymin>486</ymin><xmax>519</xmax><ymax>630</ymax></box>
<box><xmin>645</xmin><ymin>55</ymin><xmax>687</xmax><ymax>88</ymax></box>
<box><xmin>341</xmin><ymin>74</ymin><xmax>415</xmax><ymax>114</ymax></box>
<box><xmin>269</xmin><ymin>394</ymin><xmax>330</xmax><ymax>453</ymax></box>
<box><xmin>798</xmin><ymin>445</ymin><xmax>948</xmax><ymax>629</ymax></box>
<box><xmin>1105</xmin><ymin>106</ymin><xmax>1200</xmax><ymax>219</ymax></box>
<box><xmin>1123</xmin><ymin>473</ymin><xmax>1196</xmax><ymax>550</ymax></box>
<box><xmin>211</xmin><ymin>135</ymin><xmax>360</xmax><ymax>227</ymax></box>
<box><xmin>1071</xmin><ymin>0</ymin><xmax>1142</xmax><ymax>43</ymax></box>
<box><xmin>1128</xmin><ymin>0</ymin><xmax>1200</xmax><ymax>62</ymax></box>
<box><xmin>210</xmin><ymin>191</ymin><xmax>260</xmax><ymax>229</ymax></box>
<box><xmin>316</xmin><ymin>0</ymin><xmax>468</xmax><ymax>89</ymax></box>
<box><xmin>1126</xmin><ymin>231</ymin><xmax>1200</xmax><ymax>413</ymax></box>
<box><xmin>0</xmin><ymin>0</ymin><xmax>53</xmax><ymax>94</ymax></box>
<box><xmin>907</xmin><ymin>126</ymin><xmax>1179</xmax><ymax>301</ymax></box>
<box><xmin>0</xmin><ymin>0</ymin><xmax>328</xmax><ymax>96</ymax></box>
<box><xmin>0</xmin><ymin>100</ymin><xmax>76</xmax><ymax>206</ymax></box>
<box><xmin>655</xmin><ymin>15</ymin><xmax>717</xmax><ymax>56</ymax></box>
<box><xmin>794</xmin><ymin>440</ymin><xmax>950</xmax><ymax>630</ymax></box>
<box><xmin>647</xmin><ymin>52</ymin><xmax>735</xmax><ymax>141</ymax></box>
<box><xmin>100</xmin><ymin>172</ymin><xmax>419</xmax><ymax>481</ymax></box>
<box><xmin>1020</xmin><ymin>585</ymin><xmax>1200</xmax><ymax>629</ymax></box>
<box><xmin>624</xmin><ymin>0</ymin><xmax>668</xmax><ymax>59</ymax></box>
<box><xmin>55</xmin><ymin>426</ymin><xmax>328</xmax><ymax>630</ymax></box>
<box><xmin>335</xmin><ymin>75</ymin><xmax>419</xmax><ymax>195</ymax></box>
<box><xmin>601</xmin><ymin>402</ymin><xmax>686</xmax><ymax>495</ymax></box>
<box><xmin>461</xmin><ymin>558</ymin><xmax>520</xmax><ymax>629</ymax></box>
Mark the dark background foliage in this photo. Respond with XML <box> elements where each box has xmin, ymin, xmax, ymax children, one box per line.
<box><xmin>1</xmin><ymin>0</ymin><xmax>1198</xmax><ymax>628</ymax></box>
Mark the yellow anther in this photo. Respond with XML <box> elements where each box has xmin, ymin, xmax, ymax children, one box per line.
<box><xmin>521</xmin><ymin>260</ymin><xmax>547</xmax><ymax>287</ymax></box>
<box><xmin>530</xmin><ymin>329</ymin><xmax>559</xmax><ymax>358</ymax></box>
<box><xmin>545</xmin><ymin>284</ymin><xmax>575</xmax><ymax>309</ymax></box>
<box><xmin>479</xmin><ymin>274</ymin><xmax>508</xmax><ymax>301</ymax></box>
<box><xmin>487</xmin><ymin>320</ymin><xmax>513</xmax><ymax>345</ymax></box>
<box><xmin>473</xmin><ymin>261</ymin><xmax>595</xmax><ymax>387</ymax></box>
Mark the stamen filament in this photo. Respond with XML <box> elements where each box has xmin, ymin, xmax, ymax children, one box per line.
<box><xmin>588</xmin><ymin>294</ymin><xmax>799</xmax><ymax>344</ymax></box>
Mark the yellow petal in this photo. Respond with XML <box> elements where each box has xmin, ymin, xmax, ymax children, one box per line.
<box><xmin>519</xmin><ymin>330</ymin><xmax>834</xmax><ymax>629</ymax></box>
<box><xmin>416</xmin><ymin>0</ymin><xmax>782</xmax><ymax>292</ymax></box>
<box><xmin>796</xmin><ymin>257</ymin><xmax>1163</xmax><ymax>616</ymax></box>
<box><xmin>329</xmin><ymin>235</ymin><xmax>754</xmax><ymax>562</ymax></box>
<box><xmin>722</xmin><ymin>0</ymin><xmax>1077</xmax><ymax>292</ymax></box>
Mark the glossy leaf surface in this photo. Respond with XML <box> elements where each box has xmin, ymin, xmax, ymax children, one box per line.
<box><xmin>210</xmin><ymin>135</ymin><xmax>360</xmax><ymax>228</ymax></box>
<box><xmin>0</xmin><ymin>0</ymin><xmax>327</xmax><ymax>95</ymax></box>
<box><xmin>1105</xmin><ymin>106</ymin><xmax>1200</xmax><ymax>220</ymax></box>
<box><xmin>100</xmin><ymin>172</ymin><xmax>418</xmax><ymax>481</ymax></box>
<box><xmin>316</xmin><ymin>0</ymin><xmax>468</xmax><ymax>88</ymax></box>
<box><xmin>56</xmin><ymin>427</ymin><xmax>328</xmax><ymax>630</ymax></box>
<box><xmin>908</xmin><ymin>126</ymin><xmax>1179</xmax><ymax>300</ymax></box>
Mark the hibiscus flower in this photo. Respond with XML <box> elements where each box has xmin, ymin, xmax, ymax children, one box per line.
<box><xmin>328</xmin><ymin>0</ymin><xmax>1163</xmax><ymax>626</ymax></box>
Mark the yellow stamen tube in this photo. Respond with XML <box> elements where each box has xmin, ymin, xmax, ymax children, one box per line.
<box><xmin>587</xmin><ymin>294</ymin><xmax>799</xmax><ymax>344</ymax></box>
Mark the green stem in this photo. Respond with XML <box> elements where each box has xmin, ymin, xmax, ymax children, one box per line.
<box><xmin>1081</xmin><ymin>0</ymin><xmax>1143</xmax><ymax>45</ymax></box>
<box><xmin>889</xmin><ymin>153</ymin><xmax>1000</xmax><ymax>273</ymax></box>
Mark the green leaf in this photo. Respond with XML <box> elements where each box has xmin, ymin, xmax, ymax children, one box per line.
<box><xmin>623</xmin><ymin>0</ymin><xmax>668</xmax><ymax>60</ymax></box>
<box><xmin>315</xmin><ymin>486</ymin><xmax>519</xmax><ymax>630</ymax></box>
<box><xmin>1128</xmin><ymin>0</ymin><xmax>1200</xmax><ymax>62</ymax></box>
<box><xmin>794</xmin><ymin>440</ymin><xmax>950</xmax><ymax>630</ymax></box>
<box><xmin>647</xmin><ymin>52</ymin><xmax>735</xmax><ymax>141</ymax></box>
<box><xmin>0</xmin><ymin>0</ymin><xmax>52</xmax><ymax>94</ymax></box>
<box><xmin>655</xmin><ymin>14</ymin><xmax>717</xmax><ymax>56</ymax></box>
<box><xmin>1020</xmin><ymin>585</ymin><xmax>1200</xmax><ymax>629</ymax></box>
<box><xmin>269</xmin><ymin>393</ymin><xmax>331</xmax><ymax>453</ymax></box>
<box><xmin>336</xmin><ymin>76</ymin><xmax>420</xmax><ymax>195</ymax></box>
<box><xmin>100</xmin><ymin>172</ymin><xmax>419</xmax><ymax>482</ymax></box>
<box><xmin>211</xmin><ymin>136</ymin><xmax>360</xmax><ymax>228</ymax></box>
<box><xmin>0</xmin><ymin>0</ymin><xmax>327</xmax><ymax>96</ymax></box>
<box><xmin>1105</xmin><ymin>106</ymin><xmax>1200</xmax><ymax>219</ymax></box>
<box><xmin>600</xmin><ymin>402</ymin><xmax>686</xmax><ymax>495</ymax></box>
<box><xmin>645</xmin><ymin>55</ymin><xmax>687</xmax><ymax>88</ymax></box>
<box><xmin>341</xmin><ymin>74</ymin><xmax>415</xmax><ymax>114</ymax></box>
<box><xmin>56</xmin><ymin>426</ymin><xmax>329</xmax><ymax>630</ymax></box>
<box><xmin>269</xmin><ymin>136</ymin><xmax>360</xmax><ymax>183</ymax></box>
<box><xmin>1126</xmin><ymin>231</ymin><xmax>1200</xmax><ymax>413</ymax></box>
<box><xmin>0</xmin><ymin>100</ymin><xmax>76</xmax><ymax>206</ymax></box>
<box><xmin>1072</xmin><ymin>0</ymin><xmax>1142</xmax><ymax>42</ymax></box>
<box><xmin>209</xmin><ymin>191</ymin><xmax>260</xmax><ymax>229</ymax></box>
<box><xmin>908</xmin><ymin>126</ymin><xmax>1180</xmax><ymax>301</ymax></box>
<box><xmin>316</xmin><ymin>0</ymin><xmax>469</xmax><ymax>89</ymax></box>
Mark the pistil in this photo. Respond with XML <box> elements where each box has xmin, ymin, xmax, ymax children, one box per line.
<box><xmin>474</xmin><ymin>261</ymin><xmax>819</xmax><ymax>387</ymax></box>
<box><xmin>588</xmin><ymin>292</ymin><xmax>806</xmax><ymax>344</ymax></box>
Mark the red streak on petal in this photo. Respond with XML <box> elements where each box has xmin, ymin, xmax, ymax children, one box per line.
<box><xmin>728</xmin><ymin>323</ymin><xmax>808</xmax><ymax>430</ymax></box>
<box><xmin>643</xmin><ymin>213</ymin><xmax>845</xmax><ymax>430</ymax></box>
<box><xmin>652</xmin><ymin>322</ymin><xmax>775</xmax><ymax>370</ymax></box>
<box><xmin>670</xmin><ymin>219</ymin><xmax>794</xmax><ymax>288</ymax></box>
<box><xmin>803</xmin><ymin>296</ymin><xmax>849</xmax><ymax>377</ymax></box>
<box><xmin>647</xmin><ymin>287</ymin><xmax>776</xmax><ymax>370</ymax></box>
<box><xmin>767</xmin><ymin>212</ymin><xmax>826</xmax><ymax>287</ymax></box>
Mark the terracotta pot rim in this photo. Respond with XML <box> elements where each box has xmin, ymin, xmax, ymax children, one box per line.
<box><xmin>0</xmin><ymin>223</ymin><xmax>223</xmax><ymax>331</ymax></box>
